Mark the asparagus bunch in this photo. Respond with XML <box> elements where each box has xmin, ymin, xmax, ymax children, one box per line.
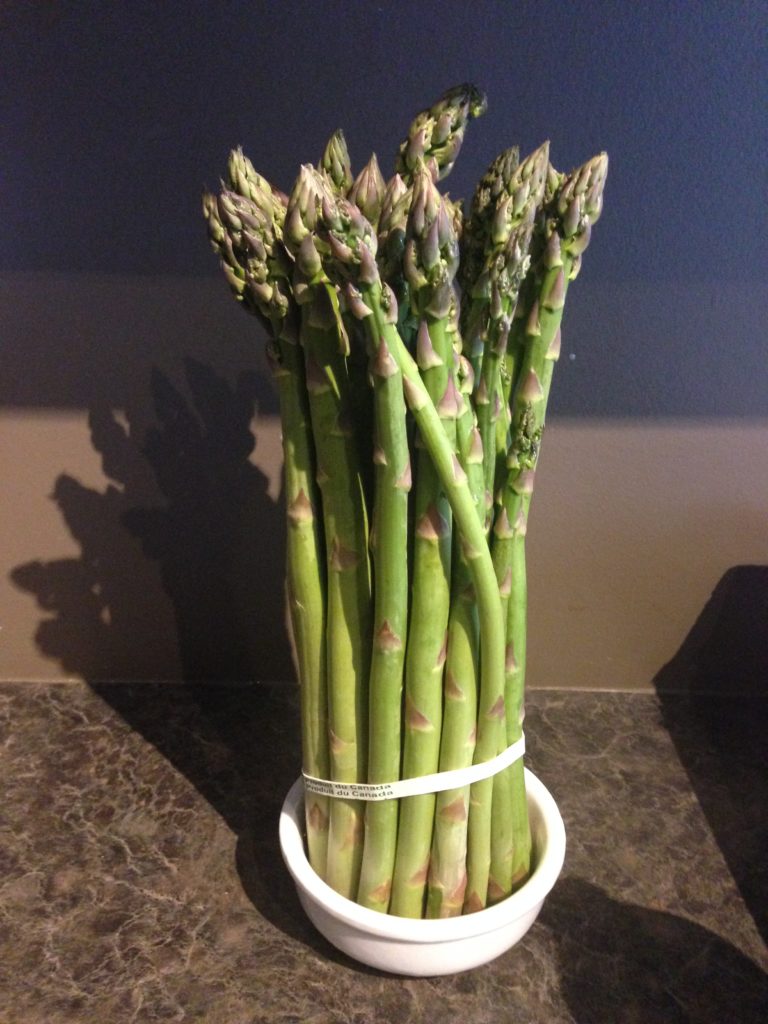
<box><xmin>203</xmin><ymin>84</ymin><xmax>607</xmax><ymax>917</ymax></box>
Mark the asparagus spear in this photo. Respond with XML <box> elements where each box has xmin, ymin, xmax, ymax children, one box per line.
<box><xmin>389</xmin><ymin>167</ymin><xmax>460</xmax><ymax>917</ymax></box>
<box><xmin>315</xmin><ymin>184</ymin><xmax>507</xmax><ymax>919</ymax></box>
<box><xmin>425</xmin><ymin>353</ymin><xmax>484</xmax><ymax>917</ymax></box>
<box><xmin>202</xmin><ymin>175</ymin><xmax>330</xmax><ymax>877</ymax></box>
<box><xmin>284</xmin><ymin>166</ymin><xmax>373</xmax><ymax>899</ymax></box>
<box><xmin>376</xmin><ymin>174</ymin><xmax>417</xmax><ymax>348</ymax></box>
<box><xmin>488</xmin><ymin>152</ymin><xmax>609</xmax><ymax>900</ymax></box>
<box><xmin>319</xmin><ymin>200</ymin><xmax>411</xmax><ymax>913</ymax></box>
<box><xmin>348</xmin><ymin>153</ymin><xmax>387</xmax><ymax>230</ymax></box>
<box><xmin>320</xmin><ymin>129</ymin><xmax>354</xmax><ymax>195</ymax></box>
<box><xmin>396</xmin><ymin>84</ymin><xmax>488</xmax><ymax>184</ymax></box>
<box><xmin>464</xmin><ymin>144</ymin><xmax>550</xmax><ymax>516</ymax></box>
<box><xmin>459</xmin><ymin>148</ymin><xmax>519</xmax><ymax>302</ymax></box>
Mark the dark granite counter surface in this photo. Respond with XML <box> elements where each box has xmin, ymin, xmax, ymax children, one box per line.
<box><xmin>1</xmin><ymin>682</ymin><xmax>765</xmax><ymax>1023</ymax></box>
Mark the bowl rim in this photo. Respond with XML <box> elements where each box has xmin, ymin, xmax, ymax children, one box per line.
<box><xmin>279</xmin><ymin>767</ymin><xmax>566</xmax><ymax>943</ymax></box>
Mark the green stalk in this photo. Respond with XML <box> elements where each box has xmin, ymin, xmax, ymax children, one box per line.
<box><xmin>459</xmin><ymin>146</ymin><xmax>519</xmax><ymax>334</ymax></box>
<box><xmin>300</xmin><ymin>293</ymin><xmax>372</xmax><ymax>900</ymax></box>
<box><xmin>389</xmin><ymin>317</ymin><xmax>455</xmax><ymax>917</ymax></box>
<box><xmin>269</xmin><ymin>327</ymin><xmax>330</xmax><ymax>879</ymax></box>
<box><xmin>425</xmin><ymin>355</ymin><xmax>483</xmax><ymax>917</ymax></box>
<box><xmin>469</xmin><ymin>146</ymin><xmax>549</xmax><ymax>522</ymax></box>
<box><xmin>362</xmin><ymin>289</ymin><xmax>505</xmax><ymax>915</ymax></box>
<box><xmin>486</xmin><ymin>266</ymin><xmax>568</xmax><ymax>902</ymax></box>
<box><xmin>202</xmin><ymin>167</ymin><xmax>331</xmax><ymax>877</ymax></box>
<box><xmin>426</xmin><ymin>557</ymin><xmax>478</xmax><ymax>916</ymax></box>
<box><xmin>321</xmin><ymin>169</ymin><xmax>469</xmax><ymax>916</ymax></box>
<box><xmin>488</xmin><ymin>153</ymin><xmax>608</xmax><ymax>901</ymax></box>
<box><xmin>356</xmin><ymin>315</ymin><xmax>411</xmax><ymax>913</ymax></box>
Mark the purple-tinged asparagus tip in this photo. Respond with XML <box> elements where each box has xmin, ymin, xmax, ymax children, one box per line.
<box><xmin>375</xmin><ymin>620</ymin><xmax>403</xmax><ymax>652</ymax></box>
<box><xmin>329</xmin><ymin>538</ymin><xmax>361</xmax><ymax>572</ymax></box>
<box><xmin>405</xmin><ymin>695</ymin><xmax>434</xmax><ymax>731</ymax></box>
<box><xmin>493</xmin><ymin>506</ymin><xmax>514</xmax><ymax>538</ymax></box>
<box><xmin>436</xmin><ymin>633</ymin><xmax>449</xmax><ymax>669</ymax></box>
<box><xmin>468</xmin><ymin>427</ymin><xmax>484</xmax><ymax>465</ymax></box>
<box><xmin>304</xmin><ymin>351</ymin><xmax>331</xmax><ymax>394</ymax></box>
<box><xmin>562</xmin><ymin>195</ymin><xmax>581</xmax><ymax>238</ymax></box>
<box><xmin>499</xmin><ymin>568</ymin><xmax>513</xmax><ymax>597</ymax></box>
<box><xmin>451</xmin><ymin>453</ymin><xmax>467</xmax><ymax>484</ymax></box>
<box><xmin>505</xmin><ymin>643</ymin><xmax>518</xmax><ymax>673</ymax></box>
<box><xmin>437</xmin><ymin>375</ymin><xmax>462</xmax><ymax>419</ymax></box>
<box><xmin>543</xmin><ymin>268</ymin><xmax>567</xmax><ymax>311</ymax></box>
<box><xmin>372</xmin><ymin>337</ymin><xmax>399</xmax><ymax>378</ymax></box>
<box><xmin>327</xmin><ymin>232</ymin><xmax>353</xmax><ymax>265</ymax></box>
<box><xmin>519</xmin><ymin>368</ymin><xmax>544</xmax><ymax>403</ymax></box>
<box><xmin>344</xmin><ymin>283</ymin><xmax>373</xmax><ymax>320</ymax></box>
<box><xmin>546</xmin><ymin>327</ymin><xmax>562</xmax><ymax>360</ymax></box>
<box><xmin>487</xmin><ymin>695</ymin><xmax>506</xmax><ymax>720</ymax></box>
<box><xmin>381</xmin><ymin>282</ymin><xmax>399</xmax><ymax>323</ymax></box>
<box><xmin>526</xmin><ymin>300</ymin><xmax>541</xmax><ymax>337</ymax></box>
<box><xmin>544</xmin><ymin>230</ymin><xmax>563</xmax><ymax>270</ymax></box>
<box><xmin>287</xmin><ymin>488</ymin><xmax>315</xmax><ymax>524</ymax></box>
<box><xmin>402</xmin><ymin>375</ymin><xmax>428</xmax><ymax>410</ymax></box>
<box><xmin>416</xmin><ymin>320</ymin><xmax>445</xmax><ymax>370</ymax></box>
<box><xmin>358</xmin><ymin>242</ymin><xmax>379</xmax><ymax>285</ymax></box>
<box><xmin>395</xmin><ymin>459</ymin><xmax>412</xmax><ymax>491</ymax></box>
<box><xmin>511</xmin><ymin>468</ymin><xmax>536</xmax><ymax>495</ymax></box>
<box><xmin>416</xmin><ymin>502</ymin><xmax>450</xmax><ymax>541</ymax></box>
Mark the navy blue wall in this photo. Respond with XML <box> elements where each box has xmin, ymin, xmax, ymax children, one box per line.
<box><xmin>2</xmin><ymin>0</ymin><xmax>765</xmax><ymax>415</ymax></box>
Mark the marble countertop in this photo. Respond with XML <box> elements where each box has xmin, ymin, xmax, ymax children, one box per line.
<box><xmin>1</xmin><ymin>682</ymin><xmax>765</xmax><ymax>1023</ymax></box>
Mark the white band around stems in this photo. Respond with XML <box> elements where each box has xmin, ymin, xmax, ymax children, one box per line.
<box><xmin>302</xmin><ymin>734</ymin><xmax>525</xmax><ymax>802</ymax></box>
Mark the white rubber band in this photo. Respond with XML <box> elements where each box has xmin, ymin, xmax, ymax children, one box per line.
<box><xmin>302</xmin><ymin>734</ymin><xmax>525</xmax><ymax>802</ymax></box>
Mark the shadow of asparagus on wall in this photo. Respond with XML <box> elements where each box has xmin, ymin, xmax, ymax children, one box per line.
<box><xmin>653</xmin><ymin>565</ymin><xmax>768</xmax><ymax>946</ymax></box>
<box><xmin>10</xmin><ymin>358</ymin><xmax>319</xmax><ymax>944</ymax></box>
<box><xmin>542</xmin><ymin>877</ymin><xmax>768</xmax><ymax>1024</ymax></box>
<box><xmin>12</xmin><ymin>357</ymin><xmax>294</xmax><ymax>684</ymax></box>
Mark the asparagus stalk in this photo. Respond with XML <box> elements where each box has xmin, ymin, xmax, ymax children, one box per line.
<box><xmin>376</xmin><ymin>174</ymin><xmax>417</xmax><ymax>347</ymax></box>
<box><xmin>206</xmin><ymin>97</ymin><xmax>608</xmax><ymax>923</ymax></box>
<box><xmin>425</xmin><ymin>353</ymin><xmax>484</xmax><ymax>916</ymax></box>
<box><xmin>426</xmin><ymin>554</ymin><xmax>478</xmax><ymax>917</ymax></box>
<box><xmin>343</xmin><ymin>153</ymin><xmax>389</xmax><ymax>493</ymax></box>
<box><xmin>389</xmin><ymin>168</ymin><xmax>460</xmax><ymax>917</ymax></box>
<box><xmin>323</xmin><ymin>205</ymin><xmax>411</xmax><ymax>913</ymax></box>
<box><xmin>463</xmin><ymin>147</ymin><xmax>600</xmax><ymax>913</ymax></box>
<box><xmin>315</xmin><ymin>184</ymin><xmax>507</xmax><ymax>918</ymax></box>
<box><xmin>396</xmin><ymin>83</ymin><xmax>487</xmax><ymax>184</ymax></box>
<box><xmin>459</xmin><ymin>148</ymin><xmax>519</xmax><ymax>312</ymax></box>
<box><xmin>465</xmin><ymin>144</ymin><xmax>550</xmax><ymax>516</ymax></box>
<box><xmin>202</xmin><ymin>175</ymin><xmax>330</xmax><ymax>876</ymax></box>
<box><xmin>488</xmin><ymin>153</ymin><xmax>609</xmax><ymax>899</ymax></box>
<box><xmin>284</xmin><ymin>167</ymin><xmax>373</xmax><ymax>899</ymax></box>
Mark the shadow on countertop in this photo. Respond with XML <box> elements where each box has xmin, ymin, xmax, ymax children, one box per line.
<box><xmin>653</xmin><ymin>566</ymin><xmax>768</xmax><ymax>945</ymax></box>
<box><xmin>542</xmin><ymin>877</ymin><xmax>768</xmax><ymax>1024</ymax></box>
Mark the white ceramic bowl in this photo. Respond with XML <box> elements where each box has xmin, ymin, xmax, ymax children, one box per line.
<box><xmin>279</xmin><ymin>768</ymin><xmax>566</xmax><ymax>976</ymax></box>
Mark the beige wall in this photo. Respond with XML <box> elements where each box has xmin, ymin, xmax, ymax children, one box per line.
<box><xmin>3</xmin><ymin>405</ymin><xmax>766</xmax><ymax>690</ymax></box>
<box><xmin>2</xmin><ymin>273</ymin><xmax>766</xmax><ymax>690</ymax></box>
